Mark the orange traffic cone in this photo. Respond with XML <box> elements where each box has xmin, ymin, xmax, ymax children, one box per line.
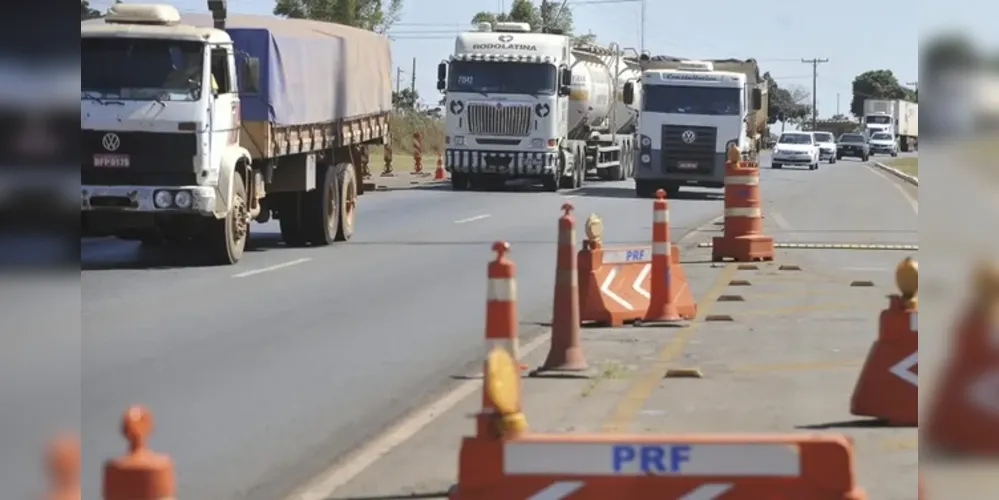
<box><xmin>479</xmin><ymin>241</ymin><xmax>523</xmax><ymax>436</ymax></box>
<box><xmin>435</xmin><ymin>149</ymin><xmax>447</xmax><ymax>180</ymax></box>
<box><xmin>641</xmin><ymin>189</ymin><xmax>683</xmax><ymax>324</ymax></box>
<box><xmin>925</xmin><ymin>260</ymin><xmax>999</xmax><ymax>454</ymax></box>
<box><xmin>45</xmin><ymin>433</ymin><xmax>80</xmax><ymax>500</ymax></box>
<box><xmin>103</xmin><ymin>406</ymin><xmax>174</xmax><ymax>500</ymax></box>
<box><xmin>534</xmin><ymin>203</ymin><xmax>590</xmax><ymax>377</ymax></box>
<box><xmin>850</xmin><ymin>257</ymin><xmax>918</xmax><ymax>426</ymax></box>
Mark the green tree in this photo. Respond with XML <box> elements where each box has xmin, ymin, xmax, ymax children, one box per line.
<box><xmin>470</xmin><ymin>0</ymin><xmax>594</xmax><ymax>44</ymax></box>
<box><xmin>81</xmin><ymin>0</ymin><xmax>102</xmax><ymax>19</ymax></box>
<box><xmin>273</xmin><ymin>0</ymin><xmax>403</xmax><ymax>33</ymax></box>
<box><xmin>763</xmin><ymin>72</ymin><xmax>810</xmax><ymax>124</ymax></box>
<box><xmin>849</xmin><ymin>69</ymin><xmax>913</xmax><ymax>118</ymax></box>
<box><xmin>392</xmin><ymin>88</ymin><xmax>420</xmax><ymax>110</ymax></box>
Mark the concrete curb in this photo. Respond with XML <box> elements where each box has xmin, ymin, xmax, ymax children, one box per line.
<box><xmin>871</xmin><ymin>160</ymin><xmax>918</xmax><ymax>186</ymax></box>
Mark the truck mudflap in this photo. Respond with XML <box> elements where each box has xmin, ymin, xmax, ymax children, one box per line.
<box><xmin>445</xmin><ymin>149</ymin><xmax>558</xmax><ymax>176</ymax></box>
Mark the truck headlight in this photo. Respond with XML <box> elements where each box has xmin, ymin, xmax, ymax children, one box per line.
<box><xmin>640</xmin><ymin>154</ymin><xmax>651</xmax><ymax>164</ymax></box>
<box><xmin>640</xmin><ymin>135</ymin><xmax>652</xmax><ymax>147</ymax></box>
<box><xmin>453</xmin><ymin>135</ymin><xmax>465</xmax><ymax>146</ymax></box>
<box><xmin>531</xmin><ymin>138</ymin><xmax>544</xmax><ymax>148</ymax></box>
<box><xmin>153</xmin><ymin>190</ymin><xmax>174</xmax><ymax>208</ymax></box>
<box><xmin>173</xmin><ymin>190</ymin><xmax>193</xmax><ymax>209</ymax></box>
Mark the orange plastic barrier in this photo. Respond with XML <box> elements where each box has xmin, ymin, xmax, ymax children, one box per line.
<box><xmin>453</xmin><ymin>347</ymin><xmax>867</xmax><ymax>500</ymax></box>
<box><xmin>103</xmin><ymin>406</ymin><xmax>175</xmax><ymax>500</ymax></box>
<box><xmin>535</xmin><ymin>203</ymin><xmax>589</xmax><ymax>376</ymax></box>
<box><xmin>45</xmin><ymin>434</ymin><xmax>80</xmax><ymax>500</ymax></box>
<box><xmin>712</xmin><ymin>145</ymin><xmax>774</xmax><ymax>262</ymax></box>
<box><xmin>578</xmin><ymin>209</ymin><xmax>694</xmax><ymax>327</ymax></box>
<box><xmin>925</xmin><ymin>260</ymin><xmax>999</xmax><ymax>454</ymax></box>
<box><xmin>850</xmin><ymin>257</ymin><xmax>918</xmax><ymax>426</ymax></box>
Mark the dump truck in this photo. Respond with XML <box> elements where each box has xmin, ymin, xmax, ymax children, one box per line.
<box><xmin>81</xmin><ymin>2</ymin><xmax>391</xmax><ymax>264</ymax></box>
<box><xmin>436</xmin><ymin>22</ymin><xmax>640</xmax><ymax>191</ymax></box>
<box><xmin>623</xmin><ymin>56</ymin><xmax>765</xmax><ymax>197</ymax></box>
<box><xmin>862</xmin><ymin>99</ymin><xmax>918</xmax><ymax>152</ymax></box>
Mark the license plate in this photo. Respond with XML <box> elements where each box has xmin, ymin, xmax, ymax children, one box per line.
<box><xmin>93</xmin><ymin>154</ymin><xmax>130</xmax><ymax>168</ymax></box>
<box><xmin>678</xmin><ymin>161</ymin><xmax>698</xmax><ymax>170</ymax></box>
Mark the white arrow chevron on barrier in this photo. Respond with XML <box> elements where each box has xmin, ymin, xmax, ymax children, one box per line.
<box><xmin>633</xmin><ymin>263</ymin><xmax>651</xmax><ymax>300</ymax></box>
<box><xmin>527</xmin><ymin>480</ymin><xmax>585</xmax><ymax>500</ymax></box>
<box><xmin>678</xmin><ymin>483</ymin><xmax>734</xmax><ymax>499</ymax></box>
<box><xmin>889</xmin><ymin>352</ymin><xmax>918</xmax><ymax>387</ymax></box>
<box><xmin>600</xmin><ymin>266</ymin><xmax>633</xmax><ymax>310</ymax></box>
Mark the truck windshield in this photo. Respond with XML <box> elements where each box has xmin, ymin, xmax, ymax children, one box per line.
<box><xmin>82</xmin><ymin>38</ymin><xmax>205</xmax><ymax>101</ymax></box>
<box><xmin>865</xmin><ymin>115</ymin><xmax>891</xmax><ymax>124</ymax></box>
<box><xmin>447</xmin><ymin>60</ymin><xmax>557</xmax><ymax>95</ymax></box>
<box><xmin>642</xmin><ymin>85</ymin><xmax>740</xmax><ymax>115</ymax></box>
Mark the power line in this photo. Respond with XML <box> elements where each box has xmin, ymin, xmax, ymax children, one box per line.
<box><xmin>801</xmin><ymin>58</ymin><xmax>829</xmax><ymax>131</ymax></box>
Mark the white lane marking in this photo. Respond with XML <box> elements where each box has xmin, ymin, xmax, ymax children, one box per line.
<box><xmin>599</xmin><ymin>266</ymin><xmax>633</xmax><ymax>310</ymax></box>
<box><xmin>232</xmin><ymin>258</ymin><xmax>311</xmax><ymax>278</ymax></box>
<box><xmin>527</xmin><ymin>481</ymin><xmax>586</xmax><ymax>500</ymax></box>
<box><xmin>284</xmin><ymin>333</ymin><xmax>552</xmax><ymax>500</ymax></box>
<box><xmin>454</xmin><ymin>214</ymin><xmax>491</xmax><ymax>224</ymax></box>
<box><xmin>866</xmin><ymin>164</ymin><xmax>918</xmax><ymax>214</ymax></box>
<box><xmin>771</xmin><ymin>211</ymin><xmax>792</xmax><ymax>230</ymax></box>
<box><xmin>563</xmin><ymin>194</ymin><xmax>578</xmax><ymax>199</ymax></box>
<box><xmin>632</xmin><ymin>263</ymin><xmax>651</xmax><ymax>299</ymax></box>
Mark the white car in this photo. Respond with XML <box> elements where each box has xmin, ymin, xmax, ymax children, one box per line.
<box><xmin>867</xmin><ymin>132</ymin><xmax>898</xmax><ymax>157</ymax></box>
<box><xmin>771</xmin><ymin>132</ymin><xmax>820</xmax><ymax>170</ymax></box>
<box><xmin>811</xmin><ymin>131</ymin><xmax>837</xmax><ymax>164</ymax></box>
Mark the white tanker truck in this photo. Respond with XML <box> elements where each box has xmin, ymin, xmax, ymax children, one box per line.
<box><xmin>437</xmin><ymin>22</ymin><xmax>641</xmax><ymax>191</ymax></box>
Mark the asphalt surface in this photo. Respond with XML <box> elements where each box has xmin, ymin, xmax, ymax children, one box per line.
<box><xmin>1</xmin><ymin>151</ymin><xmax>915</xmax><ymax>499</ymax></box>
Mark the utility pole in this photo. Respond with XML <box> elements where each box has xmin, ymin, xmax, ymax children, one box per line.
<box><xmin>640</xmin><ymin>0</ymin><xmax>646</xmax><ymax>53</ymax></box>
<box><xmin>836</xmin><ymin>93</ymin><xmax>840</xmax><ymax>116</ymax></box>
<box><xmin>540</xmin><ymin>0</ymin><xmax>549</xmax><ymax>31</ymax></box>
<box><xmin>801</xmin><ymin>58</ymin><xmax>829</xmax><ymax>130</ymax></box>
<box><xmin>410</xmin><ymin>57</ymin><xmax>416</xmax><ymax>93</ymax></box>
<box><xmin>395</xmin><ymin>67</ymin><xmax>402</xmax><ymax>93</ymax></box>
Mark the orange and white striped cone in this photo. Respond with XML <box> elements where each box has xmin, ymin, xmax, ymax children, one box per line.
<box><xmin>103</xmin><ymin>406</ymin><xmax>174</xmax><ymax>500</ymax></box>
<box><xmin>534</xmin><ymin>203</ymin><xmax>590</xmax><ymax>377</ymax></box>
<box><xmin>641</xmin><ymin>189</ymin><xmax>682</xmax><ymax>324</ymax></box>
<box><xmin>435</xmin><ymin>149</ymin><xmax>447</xmax><ymax>180</ymax></box>
<box><xmin>479</xmin><ymin>241</ymin><xmax>524</xmax><ymax>436</ymax></box>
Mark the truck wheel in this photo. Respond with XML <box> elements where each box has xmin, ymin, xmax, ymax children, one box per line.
<box><xmin>635</xmin><ymin>180</ymin><xmax>655</xmax><ymax>198</ymax></box>
<box><xmin>558</xmin><ymin>149</ymin><xmax>575</xmax><ymax>189</ymax></box>
<box><xmin>302</xmin><ymin>162</ymin><xmax>339</xmax><ymax>246</ymax></box>
<box><xmin>451</xmin><ymin>173</ymin><xmax>469</xmax><ymax>191</ymax></box>
<box><xmin>334</xmin><ymin>162</ymin><xmax>356</xmax><ymax>242</ymax></box>
<box><xmin>208</xmin><ymin>174</ymin><xmax>248</xmax><ymax>265</ymax></box>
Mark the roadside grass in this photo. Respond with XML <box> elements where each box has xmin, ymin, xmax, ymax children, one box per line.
<box><xmin>886</xmin><ymin>156</ymin><xmax>918</xmax><ymax>177</ymax></box>
<box><xmin>364</xmin><ymin>112</ymin><xmax>443</xmax><ymax>174</ymax></box>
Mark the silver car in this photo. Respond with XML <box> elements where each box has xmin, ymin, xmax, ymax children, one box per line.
<box><xmin>811</xmin><ymin>131</ymin><xmax>837</xmax><ymax>164</ymax></box>
<box><xmin>867</xmin><ymin>132</ymin><xmax>898</xmax><ymax>157</ymax></box>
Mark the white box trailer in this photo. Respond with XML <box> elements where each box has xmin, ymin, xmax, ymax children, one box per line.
<box><xmin>862</xmin><ymin>99</ymin><xmax>918</xmax><ymax>151</ymax></box>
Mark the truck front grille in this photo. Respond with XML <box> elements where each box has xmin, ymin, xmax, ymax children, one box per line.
<box><xmin>81</xmin><ymin>130</ymin><xmax>199</xmax><ymax>186</ymax></box>
<box><xmin>661</xmin><ymin>125</ymin><xmax>717</xmax><ymax>175</ymax></box>
<box><xmin>467</xmin><ymin>103</ymin><xmax>531</xmax><ymax>137</ymax></box>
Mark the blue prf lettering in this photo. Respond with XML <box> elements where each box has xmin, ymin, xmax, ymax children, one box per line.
<box><xmin>611</xmin><ymin>444</ymin><xmax>693</xmax><ymax>473</ymax></box>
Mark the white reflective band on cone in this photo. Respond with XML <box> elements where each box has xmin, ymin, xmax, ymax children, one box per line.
<box><xmin>725</xmin><ymin>207</ymin><xmax>762</xmax><ymax>218</ymax></box>
<box><xmin>725</xmin><ymin>175</ymin><xmax>759</xmax><ymax>185</ymax></box>
<box><xmin>487</xmin><ymin>278</ymin><xmax>517</xmax><ymax>301</ymax></box>
<box><xmin>652</xmin><ymin>242</ymin><xmax>670</xmax><ymax>256</ymax></box>
<box><xmin>653</xmin><ymin>209</ymin><xmax>669</xmax><ymax>223</ymax></box>
<box><xmin>910</xmin><ymin>311</ymin><xmax>917</xmax><ymax>332</ymax></box>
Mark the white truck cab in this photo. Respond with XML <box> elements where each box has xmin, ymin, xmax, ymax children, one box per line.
<box><xmin>624</xmin><ymin>59</ymin><xmax>762</xmax><ymax>197</ymax></box>
<box><xmin>81</xmin><ymin>3</ymin><xmax>251</xmax><ymax>259</ymax></box>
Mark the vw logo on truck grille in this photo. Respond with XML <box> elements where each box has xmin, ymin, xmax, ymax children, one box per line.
<box><xmin>681</xmin><ymin>130</ymin><xmax>697</xmax><ymax>144</ymax></box>
<box><xmin>102</xmin><ymin>132</ymin><xmax>121</xmax><ymax>151</ymax></box>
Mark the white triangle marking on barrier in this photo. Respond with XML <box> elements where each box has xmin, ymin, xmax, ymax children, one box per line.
<box><xmin>600</xmin><ymin>266</ymin><xmax>633</xmax><ymax>310</ymax></box>
<box><xmin>889</xmin><ymin>352</ymin><xmax>918</xmax><ymax>387</ymax></box>
<box><xmin>678</xmin><ymin>483</ymin><xmax>734</xmax><ymax>500</ymax></box>
<box><xmin>633</xmin><ymin>263</ymin><xmax>651</xmax><ymax>300</ymax></box>
<box><xmin>527</xmin><ymin>480</ymin><xmax>585</xmax><ymax>500</ymax></box>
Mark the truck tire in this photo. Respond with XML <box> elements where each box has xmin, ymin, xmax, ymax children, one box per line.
<box><xmin>635</xmin><ymin>179</ymin><xmax>656</xmax><ymax>198</ymax></box>
<box><xmin>300</xmin><ymin>162</ymin><xmax>340</xmax><ymax>246</ymax></box>
<box><xmin>335</xmin><ymin>162</ymin><xmax>356</xmax><ymax>242</ymax></box>
<box><xmin>451</xmin><ymin>173</ymin><xmax>469</xmax><ymax>191</ymax></box>
<box><xmin>207</xmin><ymin>174</ymin><xmax>248</xmax><ymax>265</ymax></box>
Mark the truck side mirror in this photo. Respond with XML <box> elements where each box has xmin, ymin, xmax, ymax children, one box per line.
<box><xmin>557</xmin><ymin>67</ymin><xmax>571</xmax><ymax>95</ymax></box>
<box><xmin>751</xmin><ymin>88</ymin><xmax>762</xmax><ymax>110</ymax></box>
<box><xmin>623</xmin><ymin>82</ymin><xmax>634</xmax><ymax>105</ymax></box>
<box><xmin>240</xmin><ymin>56</ymin><xmax>261</xmax><ymax>94</ymax></box>
<box><xmin>437</xmin><ymin>62</ymin><xmax>447</xmax><ymax>92</ymax></box>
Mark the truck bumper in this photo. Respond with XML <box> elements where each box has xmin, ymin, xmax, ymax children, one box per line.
<box><xmin>445</xmin><ymin>148</ymin><xmax>558</xmax><ymax>176</ymax></box>
<box><xmin>634</xmin><ymin>149</ymin><xmax>726</xmax><ymax>188</ymax></box>
<box><xmin>81</xmin><ymin>185</ymin><xmax>218</xmax><ymax>215</ymax></box>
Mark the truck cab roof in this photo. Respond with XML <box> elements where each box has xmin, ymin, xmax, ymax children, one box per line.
<box><xmin>81</xmin><ymin>4</ymin><xmax>231</xmax><ymax>43</ymax></box>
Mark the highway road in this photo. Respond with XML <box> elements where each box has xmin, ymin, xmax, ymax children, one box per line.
<box><xmin>0</xmin><ymin>152</ymin><xmax>915</xmax><ymax>499</ymax></box>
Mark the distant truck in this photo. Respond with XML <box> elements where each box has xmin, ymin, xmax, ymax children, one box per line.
<box><xmin>623</xmin><ymin>56</ymin><xmax>765</xmax><ymax>198</ymax></box>
<box><xmin>862</xmin><ymin>99</ymin><xmax>918</xmax><ymax>152</ymax></box>
<box><xmin>81</xmin><ymin>2</ymin><xmax>391</xmax><ymax>264</ymax></box>
<box><xmin>436</xmin><ymin>22</ymin><xmax>639</xmax><ymax>191</ymax></box>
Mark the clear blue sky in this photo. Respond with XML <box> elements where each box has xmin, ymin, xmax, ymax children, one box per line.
<box><xmin>92</xmin><ymin>0</ymin><xmax>994</xmax><ymax>121</ymax></box>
